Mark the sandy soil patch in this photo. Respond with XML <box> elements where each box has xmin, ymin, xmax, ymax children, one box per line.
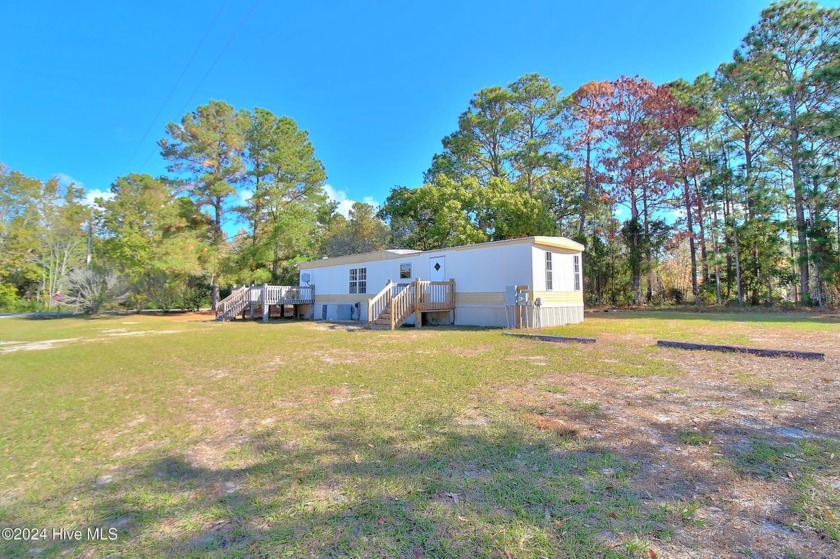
<box><xmin>151</xmin><ymin>311</ymin><xmax>215</xmax><ymax>322</ymax></box>
<box><xmin>454</xmin><ymin>407</ymin><xmax>490</xmax><ymax>426</ymax></box>
<box><xmin>331</xmin><ymin>393</ymin><xmax>373</xmax><ymax>404</ymax></box>
<box><xmin>494</xmin><ymin>326</ymin><xmax>840</xmax><ymax>558</ymax></box>
<box><xmin>106</xmin><ymin>330</ymin><xmax>182</xmax><ymax>337</ymax></box>
<box><xmin>0</xmin><ymin>338</ymin><xmax>81</xmax><ymax>352</ymax></box>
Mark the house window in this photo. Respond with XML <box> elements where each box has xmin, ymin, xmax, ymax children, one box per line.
<box><xmin>349</xmin><ymin>267</ymin><xmax>367</xmax><ymax>294</ymax></box>
<box><xmin>545</xmin><ymin>252</ymin><xmax>553</xmax><ymax>291</ymax></box>
<box><xmin>400</xmin><ymin>263</ymin><xmax>411</xmax><ymax>279</ymax></box>
<box><xmin>573</xmin><ymin>255</ymin><xmax>581</xmax><ymax>291</ymax></box>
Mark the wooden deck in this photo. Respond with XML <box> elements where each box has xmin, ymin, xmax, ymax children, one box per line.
<box><xmin>216</xmin><ymin>284</ymin><xmax>314</xmax><ymax>321</ymax></box>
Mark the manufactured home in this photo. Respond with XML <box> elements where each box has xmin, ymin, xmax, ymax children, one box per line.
<box><xmin>297</xmin><ymin>236</ymin><xmax>585</xmax><ymax>329</ymax></box>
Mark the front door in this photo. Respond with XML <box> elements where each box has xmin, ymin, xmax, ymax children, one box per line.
<box><xmin>428</xmin><ymin>256</ymin><xmax>446</xmax><ymax>304</ymax></box>
<box><xmin>429</xmin><ymin>256</ymin><xmax>446</xmax><ymax>281</ymax></box>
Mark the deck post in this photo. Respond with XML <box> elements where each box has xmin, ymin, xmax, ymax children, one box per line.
<box><xmin>367</xmin><ymin>299</ymin><xmax>372</xmax><ymax>328</ymax></box>
<box><xmin>310</xmin><ymin>284</ymin><xmax>315</xmax><ymax>319</ymax></box>
<box><xmin>414</xmin><ymin>277</ymin><xmax>421</xmax><ymax>329</ymax></box>
<box><xmin>262</xmin><ymin>283</ymin><xmax>269</xmax><ymax>322</ymax></box>
<box><xmin>449</xmin><ymin>278</ymin><xmax>456</xmax><ymax>325</ymax></box>
<box><xmin>389</xmin><ymin>296</ymin><xmax>395</xmax><ymax>331</ymax></box>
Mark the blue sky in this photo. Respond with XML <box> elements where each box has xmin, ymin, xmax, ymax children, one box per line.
<box><xmin>1</xmin><ymin>0</ymin><xmax>821</xmax><ymax>214</ymax></box>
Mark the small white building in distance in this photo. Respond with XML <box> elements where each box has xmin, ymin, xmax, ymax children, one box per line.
<box><xmin>298</xmin><ymin>236</ymin><xmax>585</xmax><ymax>329</ymax></box>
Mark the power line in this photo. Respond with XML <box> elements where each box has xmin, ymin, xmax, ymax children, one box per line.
<box><xmin>176</xmin><ymin>0</ymin><xmax>261</xmax><ymax>117</ymax></box>
<box><xmin>124</xmin><ymin>0</ymin><xmax>230</xmax><ymax>173</ymax></box>
<box><xmin>138</xmin><ymin>0</ymin><xmax>262</xmax><ymax>173</ymax></box>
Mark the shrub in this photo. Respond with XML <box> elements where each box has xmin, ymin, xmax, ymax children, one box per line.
<box><xmin>135</xmin><ymin>271</ymin><xmax>179</xmax><ymax>312</ymax></box>
<box><xmin>179</xmin><ymin>274</ymin><xmax>210</xmax><ymax>311</ymax></box>
<box><xmin>665</xmin><ymin>287</ymin><xmax>684</xmax><ymax>305</ymax></box>
<box><xmin>0</xmin><ymin>283</ymin><xmax>28</xmax><ymax>312</ymax></box>
<box><xmin>60</xmin><ymin>269</ymin><xmax>128</xmax><ymax>314</ymax></box>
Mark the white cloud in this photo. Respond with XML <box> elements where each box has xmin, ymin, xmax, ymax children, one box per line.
<box><xmin>55</xmin><ymin>173</ymin><xmax>85</xmax><ymax>190</ymax></box>
<box><xmin>81</xmin><ymin>188</ymin><xmax>115</xmax><ymax>207</ymax></box>
<box><xmin>323</xmin><ymin>184</ymin><xmax>379</xmax><ymax>218</ymax></box>
<box><xmin>54</xmin><ymin>173</ymin><xmax>113</xmax><ymax>207</ymax></box>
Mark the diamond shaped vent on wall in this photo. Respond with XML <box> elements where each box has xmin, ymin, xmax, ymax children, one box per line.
<box><xmin>434</xmin><ymin>263</ymin><xmax>441</xmax><ymax>271</ymax></box>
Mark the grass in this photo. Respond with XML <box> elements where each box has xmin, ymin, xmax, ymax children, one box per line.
<box><xmin>542</xmin><ymin>309</ymin><xmax>840</xmax><ymax>344</ymax></box>
<box><xmin>732</xmin><ymin>438</ymin><xmax>840</xmax><ymax>541</ymax></box>
<box><xmin>793</xmin><ymin>475</ymin><xmax>840</xmax><ymax>542</ymax></box>
<box><xmin>662</xmin><ymin>500</ymin><xmax>706</xmax><ymax>528</ymax></box>
<box><xmin>568</xmin><ymin>400</ymin><xmax>601</xmax><ymax>413</ymax></box>
<box><xmin>537</xmin><ymin>383</ymin><xmax>567</xmax><ymax>395</ymax></box>
<box><xmin>677</xmin><ymin>431</ymin><xmax>712</xmax><ymax>446</ymax></box>
<box><xmin>0</xmin><ymin>310</ymin><xmax>838</xmax><ymax>557</ymax></box>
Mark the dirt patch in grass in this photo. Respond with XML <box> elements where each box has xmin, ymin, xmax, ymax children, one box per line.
<box><xmin>0</xmin><ymin>327</ymin><xmax>183</xmax><ymax>352</ymax></box>
<box><xmin>0</xmin><ymin>338</ymin><xmax>81</xmax><ymax>352</ymax></box>
<box><xmin>106</xmin><ymin>330</ymin><xmax>182</xmax><ymax>337</ymax></box>
<box><xmin>317</xmin><ymin>348</ymin><xmax>370</xmax><ymax>364</ymax></box>
<box><xmin>495</xmin><ymin>322</ymin><xmax>840</xmax><ymax>558</ymax></box>
<box><xmin>270</xmin><ymin>384</ymin><xmax>375</xmax><ymax>412</ymax></box>
<box><xmin>148</xmin><ymin>311</ymin><xmax>215</xmax><ymax>322</ymax></box>
<box><xmin>506</xmin><ymin>354</ymin><xmax>548</xmax><ymax>366</ymax></box>
<box><xmin>454</xmin><ymin>407</ymin><xmax>489</xmax><ymax>426</ymax></box>
<box><xmin>523</xmin><ymin>413</ymin><xmax>580</xmax><ymax>437</ymax></box>
<box><xmin>452</xmin><ymin>344</ymin><xmax>495</xmax><ymax>357</ymax></box>
<box><xmin>331</xmin><ymin>392</ymin><xmax>373</xmax><ymax>405</ymax></box>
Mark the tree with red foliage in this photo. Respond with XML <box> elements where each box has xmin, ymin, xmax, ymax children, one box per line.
<box><xmin>568</xmin><ymin>81</ymin><xmax>614</xmax><ymax>238</ymax></box>
<box><xmin>657</xmin><ymin>81</ymin><xmax>700</xmax><ymax>298</ymax></box>
<box><xmin>601</xmin><ymin>76</ymin><xmax>675</xmax><ymax>304</ymax></box>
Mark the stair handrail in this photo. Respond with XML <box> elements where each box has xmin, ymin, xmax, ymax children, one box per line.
<box><xmin>368</xmin><ymin>281</ymin><xmax>396</xmax><ymax>327</ymax></box>
<box><xmin>216</xmin><ymin>286</ymin><xmax>249</xmax><ymax>320</ymax></box>
<box><xmin>389</xmin><ymin>282</ymin><xmax>416</xmax><ymax>329</ymax></box>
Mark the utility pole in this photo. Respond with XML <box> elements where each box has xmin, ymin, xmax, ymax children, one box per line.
<box><xmin>86</xmin><ymin>208</ymin><xmax>93</xmax><ymax>270</ymax></box>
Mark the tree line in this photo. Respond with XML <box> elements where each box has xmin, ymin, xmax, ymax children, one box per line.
<box><xmin>0</xmin><ymin>0</ymin><xmax>837</xmax><ymax>313</ymax></box>
<box><xmin>383</xmin><ymin>0</ymin><xmax>839</xmax><ymax>307</ymax></box>
<box><xmin>0</xmin><ymin>102</ymin><xmax>362</xmax><ymax>313</ymax></box>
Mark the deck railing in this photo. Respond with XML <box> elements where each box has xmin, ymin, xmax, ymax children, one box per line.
<box><xmin>368</xmin><ymin>278</ymin><xmax>455</xmax><ymax>329</ymax></box>
<box><xmin>216</xmin><ymin>284</ymin><xmax>315</xmax><ymax>321</ymax></box>
<box><xmin>417</xmin><ymin>280</ymin><xmax>455</xmax><ymax>311</ymax></box>
<box><xmin>389</xmin><ymin>282</ymin><xmax>416</xmax><ymax>330</ymax></box>
<box><xmin>367</xmin><ymin>281</ymin><xmax>395</xmax><ymax>327</ymax></box>
<box><xmin>264</xmin><ymin>285</ymin><xmax>314</xmax><ymax>305</ymax></box>
<box><xmin>216</xmin><ymin>287</ymin><xmax>250</xmax><ymax>320</ymax></box>
<box><xmin>367</xmin><ymin>282</ymin><xmax>410</xmax><ymax>327</ymax></box>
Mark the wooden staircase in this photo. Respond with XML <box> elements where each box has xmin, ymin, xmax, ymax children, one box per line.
<box><xmin>216</xmin><ymin>287</ymin><xmax>250</xmax><ymax>321</ymax></box>
<box><xmin>368</xmin><ymin>282</ymin><xmax>414</xmax><ymax>330</ymax></box>
<box><xmin>367</xmin><ymin>279</ymin><xmax>455</xmax><ymax>330</ymax></box>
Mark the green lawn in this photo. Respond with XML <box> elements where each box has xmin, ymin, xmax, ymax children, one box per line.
<box><xmin>1</xmin><ymin>311</ymin><xmax>838</xmax><ymax>558</ymax></box>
